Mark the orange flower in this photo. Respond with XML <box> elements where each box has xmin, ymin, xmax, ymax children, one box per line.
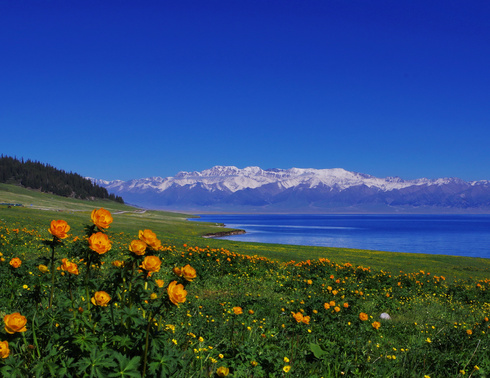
<box><xmin>329</xmin><ymin>301</ymin><xmax>336</xmax><ymax>307</ymax></box>
<box><xmin>167</xmin><ymin>280</ymin><xmax>187</xmax><ymax>306</ymax></box>
<box><xmin>91</xmin><ymin>291</ymin><xmax>111</xmax><ymax>307</ymax></box>
<box><xmin>129</xmin><ymin>239</ymin><xmax>147</xmax><ymax>255</ymax></box>
<box><xmin>140</xmin><ymin>256</ymin><xmax>162</xmax><ymax>273</ymax></box>
<box><xmin>9</xmin><ymin>258</ymin><xmax>21</xmax><ymax>269</ymax></box>
<box><xmin>48</xmin><ymin>220</ymin><xmax>70</xmax><ymax>239</ymax></box>
<box><xmin>91</xmin><ymin>208</ymin><xmax>113</xmax><ymax>229</ymax></box>
<box><xmin>334</xmin><ymin>306</ymin><xmax>341</xmax><ymax>313</ymax></box>
<box><xmin>138</xmin><ymin>229</ymin><xmax>162</xmax><ymax>250</ymax></box>
<box><xmin>112</xmin><ymin>260</ymin><xmax>124</xmax><ymax>268</ymax></box>
<box><xmin>182</xmin><ymin>264</ymin><xmax>197</xmax><ymax>282</ymax></box>
<box><xmin>155</xmin><ymin>279</ymin><xmax>165</xmax><ymax>288</ymax></box>
<box><xmin>372</xmin><ymin>321</ymin><xmax>381</xmax><ymax>330</ymax></box>
<box><xmin>4</xmin><ymin>313</ymin><xmax>27</xmax><ymax>334</ymax></box>
<box><xmin>359</xmin><ymin>312</ymin><xmax>369</xmax><ymax>321</ymax></box>
<box><xmin>89</xmin><ymin>232</ymin><xmax>112</xmax><ymax>254</ymax></box>
<box><xmin>61</xmin><ymin>258</ymin><xmax>79</xmax><ymax>275</ymax></box>
<box><xmin>173</xmin><ymin>267</ymin><xmax>183</xmax><ymax>276</ymax></box>
<box><xmin>38</xmin><ymin>264</ymin><xmax>49</xmax><ymax>273</ymax></box>
<box><xmin>324</xmin><ymin>303</ymin><xmax>330</xmax><ymax>310</ymax></box>
<box><xmin>466</xmin><ymin>329</ymin><xmax>473</xmax><ymax>335</ymax></box>
<box><xmin>248</xmin><ymin>309</ymin><xmax>254</xmax><ymax>315</ymax></box>
<box><xmin>291</xmin><ymin>311</ymin><xmax>304</xmax><ymax>323</ymax></box>
<box><xmin>302</xmin><ymin>315</ymin><xmax>310</xmax><ymax>324</ymax></box>
<box><xmin>0</xmin><ymin>340</ymin><xmax>9</xmax><ymax>359</ymax></box>
<box><xmin>233</xmin><ymin>306</ymin><xmax>243</xmax><ymax>315</ymax></box>
<box><xmin>343</xmin><ymin>302</ymin><xmax>349</xmax><ymax>308</ymax></box>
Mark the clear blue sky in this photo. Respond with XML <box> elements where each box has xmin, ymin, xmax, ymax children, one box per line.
<box><xmin>1</xmin><ymin>0</ymin><xmax>489</xmax><ymax>181</ymax></box>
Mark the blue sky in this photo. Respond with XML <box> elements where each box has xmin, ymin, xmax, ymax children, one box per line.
<box><xmin>1</xmin><ymin>0</ymin><xmax>489</xmax><ymax>181</ymax></box>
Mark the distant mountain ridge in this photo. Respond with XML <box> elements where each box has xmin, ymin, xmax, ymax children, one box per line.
<box><xmin>91</xmin><ymin>166</ymin><xmax>490</xmax><ymax>213</ymax></box>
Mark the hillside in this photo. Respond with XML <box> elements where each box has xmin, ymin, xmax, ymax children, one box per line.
<box><xmin>0</xmin><ymin>155</ymin><xmax>124</xmax><ymax>203</ymax></box>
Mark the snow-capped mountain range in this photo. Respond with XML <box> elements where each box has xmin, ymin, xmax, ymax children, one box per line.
<box><xmin>91</xmin><ymin>166</ymin><xmax>490</xmax><ymax>213</ymax></box>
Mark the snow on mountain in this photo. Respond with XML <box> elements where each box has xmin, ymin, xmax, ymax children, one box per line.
<box><xmin>91</xmin><ymin>166</ymin><xmax>490</xmax><ymax>212</ymax></box>
<box><xmin>97</xmin><ymin>166</ymin><xmax>450</xmax><ymax>193</ymax></box>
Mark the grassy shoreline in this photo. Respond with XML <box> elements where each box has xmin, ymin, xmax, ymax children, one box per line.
<box><xmin>1</xmin><ymin>183</ymin><xmax>489</xmax><ymax>281</ymax></box>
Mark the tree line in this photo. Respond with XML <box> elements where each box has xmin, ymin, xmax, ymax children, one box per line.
<box><xmin>0</xmin><ymin>155</ymin><xmax>124</xmax><ymax>203</ymax></box>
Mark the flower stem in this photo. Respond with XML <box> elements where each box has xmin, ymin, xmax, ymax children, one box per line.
<box><xmin>142</xmin><ymin>311</ymin><xmax>152</xmax><ymax>377</ymax></box>
<box><xmin>48</xmin><ymin>239</ymin><xmax>57</xmax><ymax>309</ymax></box>
<box><xmin>84</xmin><ymin>253</ymin><xmax>92</xmax><ymax>312</ymax></box>
<box><xmin>31</xmin><ymin>310</ymin><xmax>41</xmax><ymax>359</ymax></box>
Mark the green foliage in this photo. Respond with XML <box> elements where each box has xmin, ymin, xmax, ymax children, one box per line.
<box><xmin>0</xmin><ymin>205</ymin><xmax>489</xmax><ymax>376</ymax></box>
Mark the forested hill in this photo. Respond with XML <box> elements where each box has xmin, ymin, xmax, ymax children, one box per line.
<box><xmin>0</xmin><ymin>155</ymin><xmax>124</xmax><ymax>203</ymax></box>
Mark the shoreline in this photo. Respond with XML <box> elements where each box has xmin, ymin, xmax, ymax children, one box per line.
<box><xmin>202</xmin><ymin>229</ymin><xmax>246</xmax><ymax>238</ymax></box>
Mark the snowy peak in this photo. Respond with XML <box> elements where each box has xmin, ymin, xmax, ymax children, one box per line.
<box><xmin>93</xmin><ymin>166</ymin><xmax>490</xmax><ymax>212</ymax></box>
<box><xmin>97</xmin><ymin>166</ymin><xmax>477</xmax><ymax>193</ymax></box>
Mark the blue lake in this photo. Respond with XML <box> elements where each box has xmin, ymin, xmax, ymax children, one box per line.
<box><xmin>191</xmin><ymin>214</ymin><xmax>490</xmax><ymax>259</ymax></box>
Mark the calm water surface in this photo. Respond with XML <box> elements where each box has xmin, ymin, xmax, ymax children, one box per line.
<box><xmin>191</xmin><ymin>214</ymin><xmax>490</xmax><ymax>259</ymax></box>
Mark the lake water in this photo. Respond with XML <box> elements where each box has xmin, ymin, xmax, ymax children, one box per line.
<box><xmin>191</xmin><ymin>214</ymin><xmax>490</xmax><ymax>259</ymax></box>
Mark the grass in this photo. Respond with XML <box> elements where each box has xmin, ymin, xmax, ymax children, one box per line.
<box><xmin>0</xmin><ymin>185</ymin><xmax>489</xmax><ymax>376</ymax></box>
<box><xmin>1</xmin><ymin>182</ymin><xmax>489</xmax><ymax>282</ymax></box>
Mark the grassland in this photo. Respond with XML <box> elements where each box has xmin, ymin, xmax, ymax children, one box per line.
<box><xmin>1</xmin><ymin>183</ymin><xmax>489</xmax><ymax>377</ymax></box>
<box><xmin>1</xmin><ymin>183</ymin><xmax>489</xmax><ymax>282</ymax></box>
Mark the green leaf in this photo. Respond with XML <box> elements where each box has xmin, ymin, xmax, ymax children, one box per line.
<box><xmin>75</xmin><ymin>348</ymin><xmax>117</xmax><ymax>377</ymax></box>
<box><xmin>309</xmin><ymin>343</ymin><xmax>328</xmax><ymax>359</ymax></box>
<box><xmin>107</xmin><ymin>353</ymin><xmax>142</xmax><ymax>378</ymax></box>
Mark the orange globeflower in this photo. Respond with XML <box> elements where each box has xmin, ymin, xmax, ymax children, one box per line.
<box><xmin>167</xmin><ymin>280</ymin><xmax>187</xmax><ymax>306</ymax></box>
<box><xmin>129</xmin><ymin>239</ymin><xmax>147</xmax><ymax>256</ymax></box>
<box><xmin>233</xmin><ymin>306</ymin><xmax>243</xmax><ymax>315</ymax></box>
<box><xmin>61</xmin><ymin>258</ymin><xmax>79</xmax><ymax>275</ymax></box>
<box><xmin>48</xmin><ymin>220</ymin><xmax>70</xmax><ymax>239</ymax></box>
<box><xmin>112</xmin><ymin>260</ymin><xmax>124</xmax><ymax>268</ymax></box>
<box><xmin>9</xmin><ymin>258</ymin><xmax>21</xmax><ymax>269</ymax></box>
<box><xmin>291</xmin><ymin>311</ymin><xmax>304</xmax><ymax>323</ymax></box>
<box><xmin>173</xmin><ymin>267</ymin><xmax>183</xmax><ymax>277</ymax></box>
<box><xmin>140</xmin><ymin>256</ymin><xmax>162</xmax><ymax>273</ymax></box>
<box><xmin>4</xmin><ymin>313</ymin><xmax>27</xmax><ymax>334</ymax></box>
<box><xmin>155</xmin><ymin>279</ymin><xmax>165</xmax><ymax>288</ymax></box>
<box><xmin>148</xmin><ymin>238</ymin><xmax>162</xmax><ymax>251</ymax></box>
<box><xmin>302</xmin><ymin>315</ymin><xmax>310</xmax><ymax>324</ymax></box>
<box><xmin>182</xmin><ymin>264</ymin><xmax>197</xmax><ymax>282</ymax></box>
<box><xmin>38</xmin><ymin>264</ymin><xmax>49</xmax><ymax>273</ymax></box>
<box><xmin>139</xmin><ymin>229</ymin><xmax>162</xmax><ymax>250</ymax></box>
<box><xmin>89</xmin><ymin>232</ymin><xmax>112</xmax><ymax>254</ymax></box>
<box><xmin>372</xmin><ymin>321</ymin><xmax>381</xmax><ymax>330</ymax></box>
<box><xmin>91</xmin><ymin>291</ymin><xmax>111</xmax><ymax>307</ymax></box>
<box><xmin>0</xmin><ymin>340</ymin><xmax>9</xmax><ymax>359</ymax></box>
<box><xmin>324</xmin><ymin>303</ymin><xmax>331</xmax><ymax>310</ymax></box>
<box><xmin>359</xmin><ymin>312</ymin><xmax>369</xmax><ymax>321</ymax></box>
<box><xmin>91</xmin><ymin>208</ymin><xmax>113</xmax><ymax>229</ymax></box>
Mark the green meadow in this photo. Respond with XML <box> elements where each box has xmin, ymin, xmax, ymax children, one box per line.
<box><xmin>0</xmin><ymin>183</ymin><xmax>489</xmax><ymax>377</ymax></box>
